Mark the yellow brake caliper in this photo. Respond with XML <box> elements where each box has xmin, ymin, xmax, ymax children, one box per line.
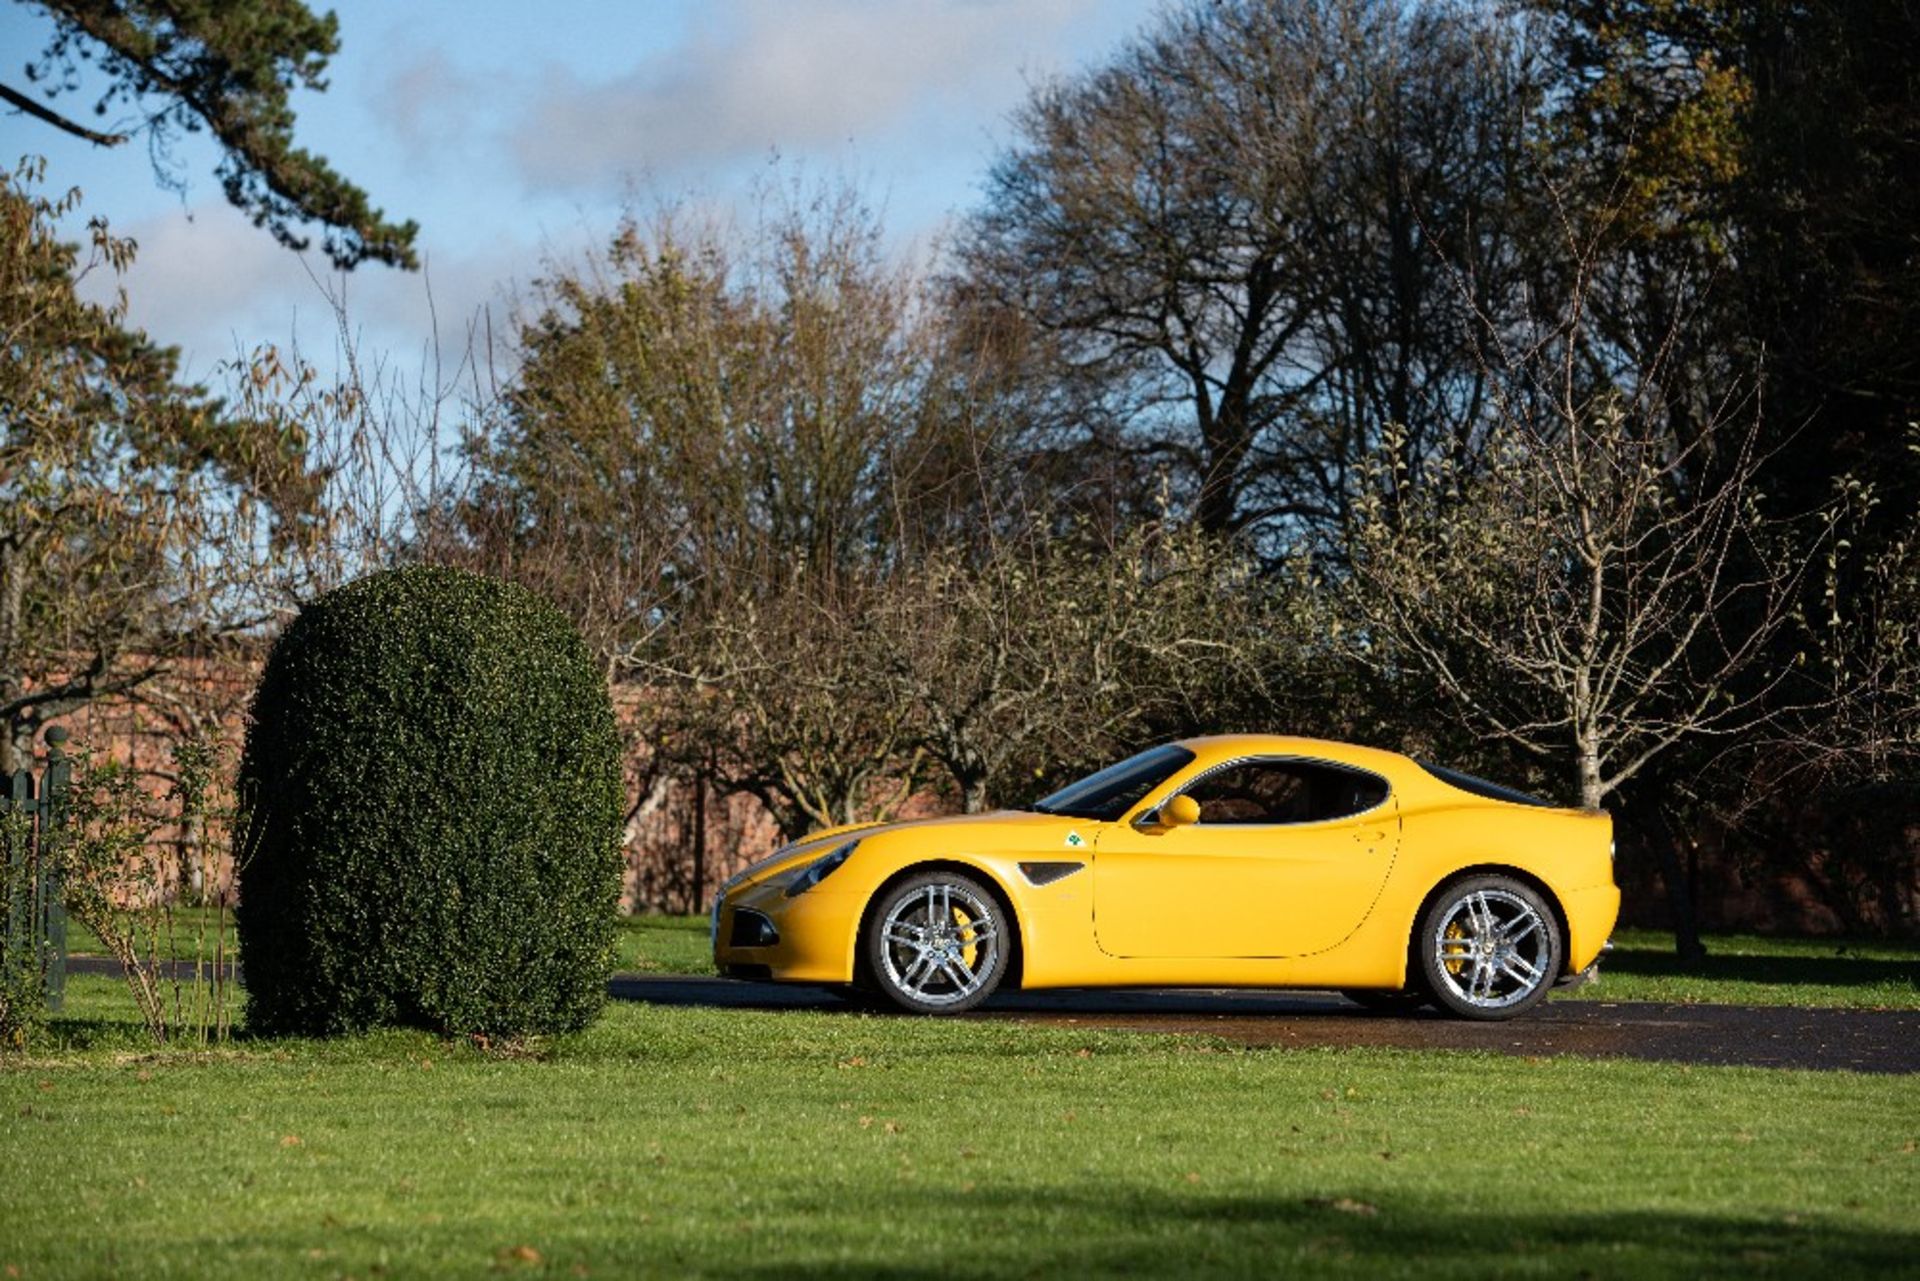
<box><xmin>953</xmin><ymin>906</ymin><xmax>979</xmax><ymax>972</ymax></box>
<box><xmin>1443</xmin><ymin>921</ymin><xmax>1468</xmax><ymax>977</ymax></box>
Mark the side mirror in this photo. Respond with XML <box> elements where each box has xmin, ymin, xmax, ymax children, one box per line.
<box><xmin>1157</xmin><ymin>794</ymin><xmax>1200</xmax><ymax>829</ymax></box>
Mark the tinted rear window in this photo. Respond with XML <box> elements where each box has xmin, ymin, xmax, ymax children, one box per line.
<box><xmin>1416</xmin><ymin>761</ymin><xmax>1553</xmax><ymax>808</ymax></box>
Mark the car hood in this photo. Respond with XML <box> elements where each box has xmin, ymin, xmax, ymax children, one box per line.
<box><xmin>721</xmin><ymin>809</ymin><xmax>1089</xmax><ymax>894</ymax></box>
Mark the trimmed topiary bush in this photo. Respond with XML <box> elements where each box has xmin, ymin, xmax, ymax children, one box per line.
<box><xmin>236</xmin><ymin>565</ymin><xmax>625</xmax><ymax>1037</ymax></box>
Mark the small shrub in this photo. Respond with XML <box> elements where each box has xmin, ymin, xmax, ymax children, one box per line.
<box><xmin>236</xmin><ymin>565</ymin><xmax>625</xmax><ymax>1037</ymax></box>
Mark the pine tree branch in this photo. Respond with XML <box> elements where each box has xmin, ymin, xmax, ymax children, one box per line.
<box><xmin>0</xmin><ymin>81</ymin><xmax>128</xmax><ymax>146</ymax></box>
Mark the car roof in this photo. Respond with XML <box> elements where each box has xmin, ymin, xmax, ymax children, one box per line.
<box><xmin>1171</xmin><ymin>734</ymin><xmax>1574</xmax><ymax>812</ymax></box>
<box><xmin>1174</xmin><ymin>733</ymin><xmax>1413</xmax><ymax>776</ymax></box>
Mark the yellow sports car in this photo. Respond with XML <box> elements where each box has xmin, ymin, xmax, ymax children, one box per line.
<box><xmin>711</xmin><ymin>735</ymin><xmax>1619</xmax><ymax>1020</ymax></box>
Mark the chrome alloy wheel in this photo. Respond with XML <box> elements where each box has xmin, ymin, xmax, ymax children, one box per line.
<box><xmin>1431</xmin><ymin>888</ymin><xmax>1551</xmax><ymax>1011</ymax></box>
<box><xmin>878</xmin><ymin>881</ymin><xmax>1001</xmax><ymax>1009</ymax></box>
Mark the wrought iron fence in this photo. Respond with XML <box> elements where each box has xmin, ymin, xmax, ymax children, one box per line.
<box><xmin>1</xmin><ymin>726</ymin><xmax>72</xmax><ymax>1013</ymax></box>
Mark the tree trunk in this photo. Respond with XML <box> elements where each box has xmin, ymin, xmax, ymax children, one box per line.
<box><xmin>1575</xmin><ymin>739</ymin><xmax>1604</xmax><ymax>811</ymax></box>
<box><xmin>961</xmin><ymin>774</ymin><xmax>990</xmax><ymax>815</ymax></box>
<box><xmin>0</xmin><ymin>538</ymin><xmax>24</xmax><ymax>776</ymax></box>
<box><xmin>690</xmin><ymin>767</ymin><xmax>708</xmax><ymax>914</ymax></box>
<box><xmin>1195</xmin><ymin>402</ymin><xmax>1252</xmax><ymax>535</ymax></box>
<box><xmin>1642</xmin><ymin>789</ymin><xmax>1707</xmax><ymax>962</ymax></box>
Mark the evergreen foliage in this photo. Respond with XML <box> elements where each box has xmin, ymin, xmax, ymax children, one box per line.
<box><xmin>236</xmin><ymin>566</ymin><xmax>625</xmax><ymax>1037</ymax></box>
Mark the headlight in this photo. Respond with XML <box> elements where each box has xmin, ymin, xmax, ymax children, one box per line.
<box><xmin>785</xmin><ymin>840</ymin><xmax>858</xmax><ymax>898</ymax></box>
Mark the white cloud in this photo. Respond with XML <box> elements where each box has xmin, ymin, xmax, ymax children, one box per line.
<box><xmin>71</xmin><ymin>200</ymin><xmax>534</xmax><ymax>388</ymax></box>
<box><xmin>507</xmin><ymin>0</ymin><xmax>1098</xmax><ymax>192</ymax></box>
<box><xmin>376</xmin><ymin>48</ymin><xmax>489</xmax><ymax>166</ymax></box>
<box><xmin>69</xmin><ymin>202</ymin><xmax>320</xmax><ymax>378</ymax></box>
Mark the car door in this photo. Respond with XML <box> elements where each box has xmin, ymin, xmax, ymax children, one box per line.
<box><xmin>1092</xmin><ymin>757</ymin><xmax>1398</xmax><ymax>958</ymax></box>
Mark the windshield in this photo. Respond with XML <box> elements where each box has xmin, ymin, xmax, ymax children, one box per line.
<box><xmin>1029</xmin><ymin>744</ymin><xmax>1197</xmax><ymax>821</ymax></box>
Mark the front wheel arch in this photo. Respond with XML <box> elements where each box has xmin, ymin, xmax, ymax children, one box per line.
<box><xmin>853</xmin><ymin>859</ymin><xmax>1025</xmax><ymax>992</ymax></box>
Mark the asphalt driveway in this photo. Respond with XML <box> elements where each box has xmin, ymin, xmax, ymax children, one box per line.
<box><xmin>607</xmin><ymin>974</ymin><xmax>1920</xmax><ymax>1074</ymax></box>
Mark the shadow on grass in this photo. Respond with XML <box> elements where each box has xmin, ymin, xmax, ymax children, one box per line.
<box><xmin>727</xmin><ymin>1190</ymin><xmax>1918</xmax><ymax>1279</ymax></box>
<box><xmin>1605</xmin><ymin>947</ymin><xmax>1920</xmax><ymax>991</ymax></box>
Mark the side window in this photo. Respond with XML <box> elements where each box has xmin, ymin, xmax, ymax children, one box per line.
<box><xmin>1185</xmin><ymin>760</ymin><xmax>1388</xmax><ymax>825</ymax></box>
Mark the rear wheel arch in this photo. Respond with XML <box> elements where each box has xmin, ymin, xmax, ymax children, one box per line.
<box><xmin>1406</xmin><ymin>864</ymin><xmax>1572</xmax><ymax>983</ymax></box>
<box><xmin>854</xmin><ymin>859</ymin><xmax>1026</xmax><ymax>991</ymax></box>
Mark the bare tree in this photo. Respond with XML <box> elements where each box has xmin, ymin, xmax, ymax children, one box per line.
<box><xmin>870</xmin><ymin>522</ymin><xmax>1280</xmax><ymax>812</ymax></box>
<box><xmin>958</xmin><ymin>0</ymin><xmax>1538</xmax><ymax>542</ymax></box>
<box><xmin>1348</xmin><ymin>226</ymin><xmax>1837</xmax><ymax>816</ymax></box>
<box><xmin>644</xmin><ymin>569</ymin><xmax>927</xmax><ymax>842</ymax></box>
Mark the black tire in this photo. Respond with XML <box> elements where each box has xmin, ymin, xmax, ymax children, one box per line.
<box><xmin>1340</xmin><ymin>988</ymin><xmax>1431</xmax><ymax>1015</ymax></box>
<box><xmin>1416</xmin><ymin>874</ymin><xmax>1563</xmax><ymax>1021</ymax></box>
<box><xmin>863</xmin><ymin>870</ymin><xmax>1010</xmax><ymax>1015</ymax></box>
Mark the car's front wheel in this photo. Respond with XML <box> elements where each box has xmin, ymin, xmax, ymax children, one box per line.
<box><xmin>864</xmin><ymin>870</ymin><xmax>1009</xmax><ymax>1014</ymax></box>
<box><xmin>1417</xmin><ymin>875</ymin><xmax>1562</xmax><ymax>1020</ymax></box>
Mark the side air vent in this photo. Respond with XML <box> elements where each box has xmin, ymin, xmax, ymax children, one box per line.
<box><xmin>1019</xmin><ymin>860</ymin><xmax>1086</xmax><ymax>887</ymax></box>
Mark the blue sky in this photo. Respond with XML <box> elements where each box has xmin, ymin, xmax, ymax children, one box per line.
<box><xmin>1</xmin><ymin>0</ymin><xmax>1156</xmax><ymax>381</ymax></box>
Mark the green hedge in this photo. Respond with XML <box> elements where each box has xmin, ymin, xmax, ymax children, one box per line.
<box><xmin>236</xmin><ymin>565</ymin><xmax>626</xmax><ymax>1037</ymax></box>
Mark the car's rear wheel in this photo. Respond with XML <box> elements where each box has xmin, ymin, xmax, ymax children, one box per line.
<box><xmin>1417</xmin><ymin>875</ymin><xmax>1562</xmax><ymax>1021</ymax></box>
<box><xmin>864</xmin><ymin>870</ymin><xmax>1009</xmax><ymax>1014</ymax></box>
<box><xmin>1340</xmin><ymin>988</ymin><xmax>1431</xmax><ymax>1014</ymax></box>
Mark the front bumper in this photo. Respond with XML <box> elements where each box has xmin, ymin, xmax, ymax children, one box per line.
<box><xmin>711</xmin><ymin>880</ymin><xmax>865</xmax><ymax>984</ymax></box>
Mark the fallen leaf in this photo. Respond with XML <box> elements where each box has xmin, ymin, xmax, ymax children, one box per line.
<box><xmin>883</xmin><ymin>1121</ymin><xmax>904</xmax><ymax>1135</ymax></box>
<box><xmin>1185</xmin><ymin>1172</ymin><xmax>1202</xmax><ymax>1184</ymax></box>
<box><xmin>1308</xmin><ymin>1197</ymin><xmax>1379</xmax><ymax>1217</ymax></box>
<box><xmin>495</xmin><ymin>1244</ymin><xmax>542</xmax><ymax>1267</ymax></box>
<box><xmin>859</xmin><ymin>1116</ymin><xmax>875</xmax><ymax>1129</ymax></box>
<box><xmin>280</xmin><ymin>1135</ymin><xmax>302</xmax><ymax>1148</ymax></box>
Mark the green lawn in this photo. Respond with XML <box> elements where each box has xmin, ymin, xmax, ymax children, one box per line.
<box><xmin>60</xmin><ymin>904</ymin><xmax>237</xmax><ymax>965</ymax></box>
<box><xmin>615</xmin><ymin>913</ymin><xmax>715</xmax><ymax>976</ymax></box>
<box><xmin>1564</xmin><ymin>928</ymin><xmax>1920</xmax><ymax>1009</ymax></box>
<box><xmin>3</xmin><ymin>974</ymin><xmax>1915</xmax><ymax>1279</ymax></box>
